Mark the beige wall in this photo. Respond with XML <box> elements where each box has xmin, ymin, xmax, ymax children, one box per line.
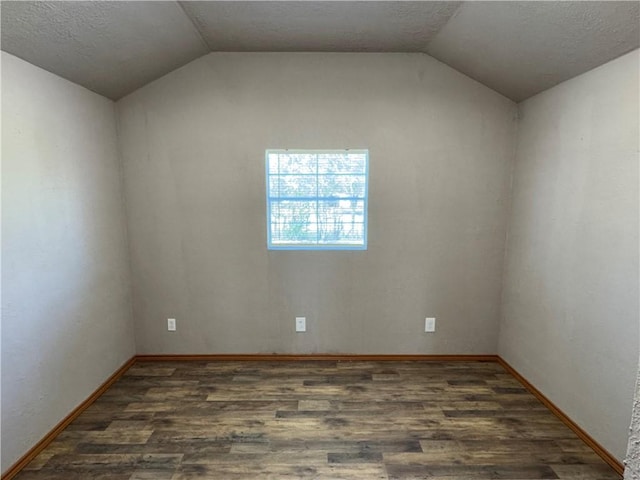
<box><xmin>499</xmin><ymin>50</ymin><xmax>640</xmax><ymax>461</ymax></box>
<box><xmin>1</xmin><ymin>52</ymin><xmax>135</xmax><ymax>472</ymax></box>
<box><xmin>116</xmin><ymin>53</ymin><xmax>516</xmax><ymax>355</ymax></box>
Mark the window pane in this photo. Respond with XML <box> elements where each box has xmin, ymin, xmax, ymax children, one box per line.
<box><xmin>318</xmin><ymin>174</ymin><xmax>366</xmax><ymax>198</ymax></box>
<box><xmin>268</xmin><ymin>176</ymin><xmax>279</xmax><ymax>197</ymax></box>
<box><xmin>318</xmin><ymin>153</ymin><xmax>366</xmax><ymax>174</ymax></box>
<box><xmin>266</xmin><ymin>150</ymin><xmax>368</xmax><ymax>249</ymax></box>
<box><xmin>267</xmin><ymin>153</ymin><xmax>280</xmax><ymax>174</ymax></box>
<box><xmin>270</xmin><ymin>200</ymin><xmax>316</xmax><ymax>244</ymax></box>
<box><xmin>278</xmin><ymin>153</ymin><xmax>317</xmax><ymax>174</ymax></box>
<box><xmin>276</xmin><ymin>175</ymin><xmax>317</xmax><ymax>198</ymax></box>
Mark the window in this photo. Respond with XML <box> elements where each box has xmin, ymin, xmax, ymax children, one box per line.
<box><xmin>266</xmin><ymin>149</ymin><xmax>369</xmax><ymax>250</ymax></box>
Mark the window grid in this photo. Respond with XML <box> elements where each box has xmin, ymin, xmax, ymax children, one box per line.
<box><xmin>266</xmin><ymin>150</ymin><xmax>368</xmax><ymax>250</ymax></box>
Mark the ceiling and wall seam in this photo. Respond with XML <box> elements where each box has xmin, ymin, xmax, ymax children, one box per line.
<box><xmin>418</xmin><ymin>1</ymin><xmax>463</xmax><ymax>53</ymax></box>
<box><xmin>176</xmin><ymin>1</ymin><xmax>214</xmax><ymax>53</ymax></box>
<box><xmin>418</xmin><ymin>51</ymin><xmax>514</xmax><ymax>104</ymax></box>
<box><xmin>3</xmin><ymin>1</ymin><xmax>637</xmax><ymax>101</ymax></box>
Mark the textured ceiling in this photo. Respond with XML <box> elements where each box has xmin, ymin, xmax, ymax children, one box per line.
<box><xmin>1</xmin><ymin>1</ymin><xmax>639</xmax><ymax>102</ymax></box>
<box><xmin>426</xmin><ymin>1</ymin><xmax>640</xmax><ymax>102</ymax></box>
<box><xmin>1</xmin><ymin>1</ymin><xmax>208</xmax><ymax>100</ymax></box>
<box><xmin>180</xmin><ymin>1</ymin><xmax>461</xmax><ymax>52</ymax></box>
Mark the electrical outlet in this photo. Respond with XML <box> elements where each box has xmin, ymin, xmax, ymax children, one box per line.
<box><xmin>167</xmin><ymin>318</ymin><xmax>176</xmax><ymax>331</ymax></box>
<box><xmin>295</xmin><ymin>317</ymin><xmax>306</xmax><ymax>333</ymax></box>
<box><xmin>425</xmin><ymin>317</ymin><xmax>436</xmax><ymax>333</ymax></box>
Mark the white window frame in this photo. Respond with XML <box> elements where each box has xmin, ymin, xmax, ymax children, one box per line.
<box><xmin>265</xmin><ymin>149</ymin><xmax>369</xmax><ymax>251</ymax></box>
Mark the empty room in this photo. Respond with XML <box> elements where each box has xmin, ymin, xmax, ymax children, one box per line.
<box><xmin>1</xmin><ymin>1</ymin><xmax>639</xmax><ymax>479</ymax></box>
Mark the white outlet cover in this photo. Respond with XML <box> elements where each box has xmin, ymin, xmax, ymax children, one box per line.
<box><xmin>425</xmin><ymin>317</ymin><xmax>436</xmax><ymax>333</ymax></box>
<box><xmin>168</xmin><ymin>318</ymin><xmax>176</xmax><ymax>331</ymax></box>
<box><xmin>295</xmin><ymin>317</ymin><xmax>306</xmax><ymax>332</ymax></box>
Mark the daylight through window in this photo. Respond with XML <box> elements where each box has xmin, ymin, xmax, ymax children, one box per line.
<box><xmin>266</xmin><ymin>150</ymin><xmax>369</xmax><ymax>250</ymax></box>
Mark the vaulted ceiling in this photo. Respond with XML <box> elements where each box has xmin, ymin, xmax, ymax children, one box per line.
<box><xmin>2</xmin><ymin>1</ymin><xmax>639</xmax><ymax>102</ymax></box>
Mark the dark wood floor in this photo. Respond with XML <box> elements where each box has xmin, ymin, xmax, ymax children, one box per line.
<box><xmin>14</xmin><ymin>360</ymin><xmax>621</xmax><ymax>479</ymax></box>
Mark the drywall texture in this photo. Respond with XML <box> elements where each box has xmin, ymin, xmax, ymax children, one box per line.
<box><xmin>426</xmin><ymin>1</ymin><xmax>640</xmax><ymax>102</ymax></box>
<box><xmin>3</xmin><ymin>2</ymin><xmax>639</xmax><ymax>101</ymax></box>
<box><xmin>117</xmin><ymin>52</ymin><xmax>516</xmax><ymax>355</ymax></box>
<box><xmin>626</xmin><ymin>361</ymin><xmax>640</xmax><ymax>478</ymax></box>
<box><xmin>1</xmin><ymin>1</ymin><xmax>208</xmax><ymax>100</ymax></box>
<box><xmin>1</xmin><ymin>52</ymin><xmax>135</xmax><ymax>472</ymax></box>
<box><xmin>499</xmin><ymin>50</ymin><xmax>640</xmax><ymax>461</ymax></box>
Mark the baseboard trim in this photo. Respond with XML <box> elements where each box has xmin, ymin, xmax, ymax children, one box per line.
<box><xmin>1</xmin><ymin>356</ymin><xmax>136</xmax><ymax>480</ymax></box>
<box><xmin>496</xmin><ymin>356</ymin><xmax>624</xmax><ymax>476</ymax></box>
<box><xmin>135</xmin><ymin>353</ymin><xmax>499</xmax><ymax>362</ymax></box>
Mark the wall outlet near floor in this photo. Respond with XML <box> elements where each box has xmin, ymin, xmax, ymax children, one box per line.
<box><xmin>167</xmin><ymin>318</ymin><xmax>176</xmax><ymax>331</ymax></box>
<box><xmin>425</xmin><ymin>317</ymin><xmax>436</xmax><ymax>333</ymax></box>
<box><xmin>295</xmin><ymin>317</ymin><xmax>306</xmax><ymax>332</ymax></box>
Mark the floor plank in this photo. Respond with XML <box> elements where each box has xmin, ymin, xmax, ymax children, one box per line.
<box><xmin>13</xmin><ymin>361</ymin><xmax>621</xmax><ymax>479</ymax></box>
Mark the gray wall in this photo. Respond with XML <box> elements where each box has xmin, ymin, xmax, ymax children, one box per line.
<box><xmin>1</xmin><ymin>52</ymin><xmax>135</xmax><ymax>472</ymax></box>
<box><xmin>499</xmin><ymin>50</ymin><xmax>639</xmax><ymax>461</ymax></box>
<box><xmin>116</xmin><ymin>53</ymin><xmax>516</xmax><ymax>355</ymax></box>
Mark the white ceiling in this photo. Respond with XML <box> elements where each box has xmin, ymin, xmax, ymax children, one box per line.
<box><xmin>2</xmin><ymin>1</ymin><xmax>639</xmax><ymax>102</ymax></box>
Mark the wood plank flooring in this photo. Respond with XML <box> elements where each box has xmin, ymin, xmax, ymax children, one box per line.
<box><xmin>14</xmin><ymin>360</ymin><xmax>621</xmax><ymax>479</ymax></box>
